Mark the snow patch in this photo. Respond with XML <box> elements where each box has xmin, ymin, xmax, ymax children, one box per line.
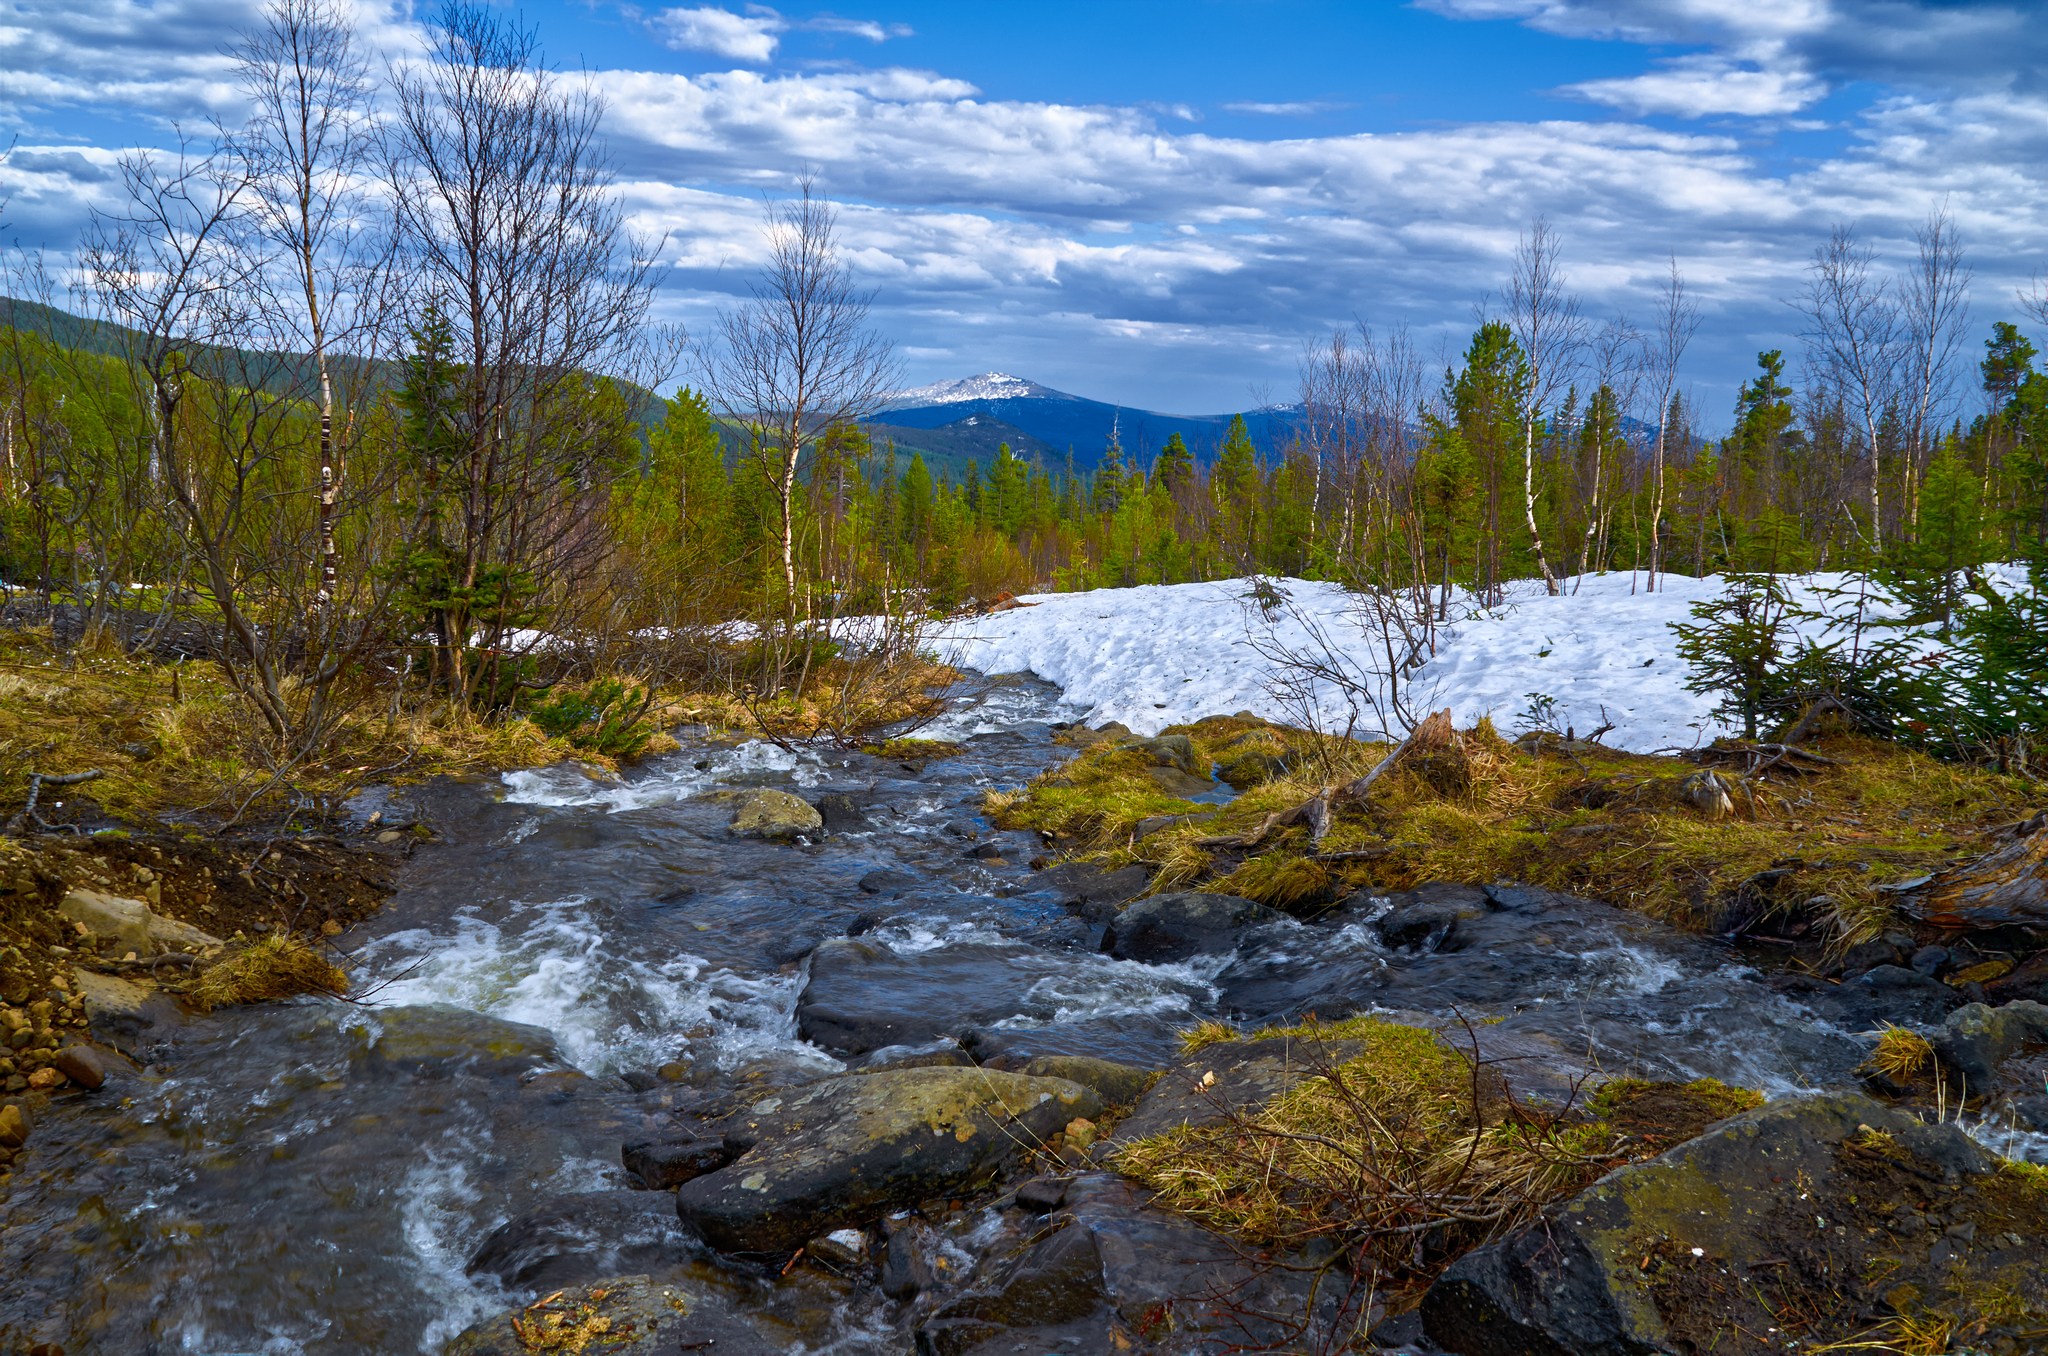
<box><xmin>933</xmin><ymin>570</ymin><xmax>2005</xmax><ymax>752</ymax></box>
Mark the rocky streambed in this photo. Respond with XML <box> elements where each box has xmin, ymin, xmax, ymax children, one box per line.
<box><xmin>1</xmin><ymin>677</ymin><xmax>2045</xmax><ymax>1354</ymax></box>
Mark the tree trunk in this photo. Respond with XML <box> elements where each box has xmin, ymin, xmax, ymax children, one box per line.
<box><xmin>1899</xmin><ymin>811</ymin><xmax>2048</xmax><ymax>930</ymax></box>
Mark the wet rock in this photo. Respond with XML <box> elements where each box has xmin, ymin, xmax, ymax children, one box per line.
<box><xmin>916</xmin><ymin>1174</ymin><xmax>1334</xmax><ymax>1356</ymax></box>
<box><xmin>1930</xmin><ymin>1000</ymin><xmax>2048</xmax><ymax>1091</ymax></box>
<box><xmin>367</xmin><ymin>1006</ymin><xmax>566</xmax><ymax>1080</ymax></box>
<box><xmin>50</xmin><ymin>1043</ymin><xmax>123</xmax><ymax>1090</ymax></box>
<box><xmin>857</xmin><ymin>1041</ymin><xmax>976</xmax><ymax>1073</ymax></box>
<box><xmin>58</xmin><ymin>888</ymin><xmax>219</xmax><ymax>957</ymax></box>
<box><xmin>1100</xmin><ymin>891</ymin><xmax>1286</xmax><ymax>964</ymax></box>
<box><xmin>466</xmin><ymin>1191</ymin><xmax>691</xmax><ymax>1290</ymax></box>
<box><xmin>443</xmin><ymin>1274</ymin><xmax>777</xmax><ymax>1356</ymax></box>
<box><xmin>882</xmin><ymin>1219</ymin><xmax>938</xmax><ymax>1300</ymax></box>
<box><xmin>798</xmin><ymin>936</ymin><xmax>1068</xmax><ymax>1056</ymax></box>
<box><xmin>727</xmin><ymin>789</ymin><xmax>823</xmax><ymax>841</ymax></box>
<box><xmin>1842</xmin><ymin>963</ymin><xmax>1968</xmax><ymax>1025</ymax></box>
<box><xmin>1910</xmin><ymin>943</ymin><xmax>1950</xmax><ymax>976</ymax></box>
<box><xmin>1422</xmin><ymin>1093</ymin><xmax>2020</xmax><ymax>1356</ymax></box>
<box><xmin>1373</xmin><ymin>889</ymin><xmax>1491</xmax><ymax>953</ymax></box>
<box><xmin>1041</xmin><ymin>862</ymin><xmax>1154</xmax><ymax>911</ymax></box>
<box><xmin>1013</xmin><ymin>1176</ymin><xmax>1070</xmax><ymax>1212</ymax></box>
<box><xmin>805</xmin><ymin>1226</ymin><xmax>868</xmax><ymax>1269</ymax></box>
<box><xmin>763</xmin><ymin>932</ymin><xmax>820</xmax><ymax>965</ymax></box>
<box><xmin>70</xmin><ymin>968</ymin><xmax>183</xmax><ymax>1055</ymax></box>
<box><xmin>1834</xmin><ymin>937</ymin><xmax>1902</xmax><ymax>977</ymax></box>
<box><xmin>0</xmin><ymin>1100</ymin><xmax>27</xmax><ymax>1148</ymax></box>
<box><xmin>622</xmin><ymin>1137</ymin><xmax>734</xmax><ymax>1189</ymax></box>
<box><xmin>1003</xmin><ymin>1055</ymin><xmax>1155</xmax><ymax>1109</ymax></box>
<box><xmin>1143</xmin><ymin>766</ymin><xmax>1216</xmax><ymax>798</ymax></box>
<box><xmin>857</xmin><ymin>868</ymin><xmax>918</xmax><ymax>897</ymax></box>
<box><xmin>813</xmin><ymin>791</ymin><xmax>868</xmax><ymax>832</ymax></box>
<box><xmin>1986</xmin><ymin>951</ymin><xmax>2048</xmax><ymax>1004</ymax></box>
<box><xmin>675</xmin><ymin>1067</ymin><xmax>1102</xmax><ymax>1254</ymax></box>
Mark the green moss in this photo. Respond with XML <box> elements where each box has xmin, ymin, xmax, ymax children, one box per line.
<box><xmin>1118</xmin><ymin>1015</ymin><xmax>1767</xmax><ymax>1306</ymax></box>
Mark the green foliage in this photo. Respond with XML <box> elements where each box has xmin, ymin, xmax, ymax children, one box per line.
<box><xmin>527</xmin><ymin>678</ymin><xmax>658</xmax><ymax>760</ymax></box>
<box><xmin>1669</xmin><ymin>573</ymin><xmax>1817</xmax><ymax>739</ymax></box>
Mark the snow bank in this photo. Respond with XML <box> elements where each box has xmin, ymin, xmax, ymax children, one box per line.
<box><xmin>935</xmin><ymin>570</ymin><xmax>1978</xmax><ymax>753</ymax></box>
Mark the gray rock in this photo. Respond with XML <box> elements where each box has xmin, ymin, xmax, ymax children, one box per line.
<box><xmin>621</xmin><ymin>1137</ymin><xmax>733</xmax><ymax>1189</ymax></box>
<box><xmin>1129</xmin><ymin>733</ymin><xmax>1202</xmax><ymax>776</ymax></box>
<box><xmin>1421</xmin><ymin>1094</ymin><xmax>2002</xmax><ymax>1356</ymax></box>
<box><xmin>1100</xmin><ymin>891</ymin><xmax>1286</xmax><ymax>964</ymax></box>
<box><xmin>1006</xmin><ymin>1055</ymin><xmax>1156</xmax><ymax>1109</ymax></box>
<box><xmin>1844</xmin><ymin>963</ymin><xmax>1967</xmax><ymax>1024</ymax></box>
<box><xmin>676</xmin><ymin>1066</ymin><xmax>1102</xmax><ymax>1254</ymax></box>
<box><xmin>57</xmin><ymin>888</ymin><xmax>219</xmax><ymax>957</ymax></box>
<box><xmin>1931</xmin><ymin>999</ymin><xmax>2048</xmax><ymax>1091</ymax></box>
<box><xmin>727</xmin><ymin>789</ymin><xmax>823</xmax><ymax>841</ymax></box>
<box><xmin>916</xmin><ymin>1174</ymin><xmax>1338</xmax><ymax>1356</ymax></box>
<box><xmin>814</xmin><ymin>791</ymin><xmax>868</xmax><ymax>831</ymax></box>
<box><xmin>466</xmin><ymin>1192</ymin><xmax>691</xmax><ymax>1290</ymax></box>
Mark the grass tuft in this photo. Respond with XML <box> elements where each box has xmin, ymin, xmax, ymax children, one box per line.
<box><xmin>1861</xmin><ymin>1025</ymin><xmax>1936</xmax><ymax>1084</ymax></box>
<box><xmin>187</xmin><ymin>934</ymin><xmax>348</xmax><ymax>1011</ymax></box>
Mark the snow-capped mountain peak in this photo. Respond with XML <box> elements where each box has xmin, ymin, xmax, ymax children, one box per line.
<box><xmin>880</xmin><ymin>372</ymin><xmax>1060</xmax><ymax>408</ymax></box>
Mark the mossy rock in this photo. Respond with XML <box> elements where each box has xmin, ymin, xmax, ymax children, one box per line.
<box><xmin>727</xmin><ymin>789</ymin><xmax>823</xmax><ymax>841</ymax></box>
<box><xmin>677</xmin><ymin>1066</ymin><xmax>1104</xmax><ymax>1254</ymax></box>
<box><xmin>1422</xmin><ymin>1092</ymin><xmax>2048</xmax><ymax>1356</ymax></box>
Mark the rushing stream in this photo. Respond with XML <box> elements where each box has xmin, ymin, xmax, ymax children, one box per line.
<box><xmin>0</xmin><ymin>676</ymin><xmax>2029</xmax><ymax>1354</ymax></box>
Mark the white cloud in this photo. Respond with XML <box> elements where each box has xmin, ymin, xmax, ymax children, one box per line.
<box><xmin>651</xmin><ymin>6</ymin><xmax>786</xmax><ymax>63</ymax></box>
<box><xmin>1566</xmin><ymin>52</ymin><xmax>1826</xmax><ymax>117</ymax></box>
<box><xmin>806</xmin><ymin>16</ymin><xmax>913</xmax><ymax>42</ymax></box>
<box><xmin>1223</xmin><ymin>100</ymin><xmax>1350</xmax><ymax>117</ymax></box>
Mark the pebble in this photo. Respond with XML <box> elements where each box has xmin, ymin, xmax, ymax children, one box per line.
<box><xmin>25</xmin><ymin>1067</ymin><xmax>61</xmax><ymax>1091</ymax></box>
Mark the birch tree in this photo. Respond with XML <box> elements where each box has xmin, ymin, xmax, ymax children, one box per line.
<box><xmin>1505</xmin><ymin>219</ymin><xmax>1584</xmax><ymax>594</ymax></box>
<box><xmin>228</xmin><ymin>0</ymin><xmax>375</xmax><ymax>617</ymax></box>
<box><xmin>704</xmin><ymin>179</ymin><xmax>897</xmax><ymax>607</ymax></box>
<box><xmin>1802</xmin><ymin>226</ymin><xmax>1901</xmax><ymax>549</ymax></box>
<box><xmin>1644</xmin><ymin>257</ymin><xmax>1700</xmax><ymax>590</ymax></box>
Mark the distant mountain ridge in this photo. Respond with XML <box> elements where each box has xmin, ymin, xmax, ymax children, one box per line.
<box><xmin>871</xmin><ymin>371</ymin><xmax>1300</xmax><ymax>471</ymax></box>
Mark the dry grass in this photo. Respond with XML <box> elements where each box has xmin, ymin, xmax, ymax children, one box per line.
<box><xmin>996</xmin><ymin>711</ymin><xmax>2034</xmax><ymax>940</ymax></box>
<box><xmin>1116</xmin><ymin>1016</ymin><xmax>1763</xmax><ymax>1305</ymax></box>
<box><xmin>185</xmin><ymin>933</ymin><xmax>348</xmax><ymax>1011</ymax></box>
<box><xmin>1862</xmin><ymin>1025</ymin><xmax>1937</xmax><ymax>1084</ymax></box>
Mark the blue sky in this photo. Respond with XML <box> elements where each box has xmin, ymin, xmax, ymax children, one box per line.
<box><xmin>4</xmin><ymin>1</ymin><xmax>2047</xmax><ymax>427</ymax></box>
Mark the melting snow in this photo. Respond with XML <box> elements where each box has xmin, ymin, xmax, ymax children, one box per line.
<box><xmin>934</xmin><ymin>570</ymin><xmax>2005</xmax><ymax>752</ymax></box>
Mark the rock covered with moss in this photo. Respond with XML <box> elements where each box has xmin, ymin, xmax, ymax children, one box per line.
<box><xmin>443</xmin><ymin>1274</ymin><xmax>778</xmax><ymax>1355</ymax></box>
<box><xmin>726</xmin><ymin>788</ymin><xmax>823</xmax><ymax>841</ymax></box>
<box><xmin>675</xmin><ymin>1065</ymin><xmax>1103</xmax><ymax>1254</ymax></box>
<box><xmin>1422</xmin><ymin>1092</ymin><xmax>2048</xmax><ymax>1356</ymax></box>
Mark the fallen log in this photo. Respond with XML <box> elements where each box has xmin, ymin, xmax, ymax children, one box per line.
<box><xmin>1898</xmin><ymin>809</ymin><xmax>2048</xmax><ymax>930</ymax></box>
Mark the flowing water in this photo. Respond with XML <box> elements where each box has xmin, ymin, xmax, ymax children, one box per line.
<box><xmin>0</xmin><ymin>677</ymin><xmax>2020</xmax><ymax>1354</ymax></box>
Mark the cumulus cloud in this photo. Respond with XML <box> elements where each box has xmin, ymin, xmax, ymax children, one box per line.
<box><xmin>3</xmin><ymin>0</ymin><xmax>2047</xmax><ymax>411</ymax></box>
<box><xmin>1565</xmin><ymin>52</ymin><xmax>1826</xmax><ymax>117</ymax></box>
<box><xmin>651</xmin><ymin>6</ymin><xmax>786</xmax><ymax>63</ymax></box>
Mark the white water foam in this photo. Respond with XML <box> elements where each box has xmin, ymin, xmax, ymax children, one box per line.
<box><xmin>401</xmin><ymin>1148</ymin><xmax>512</xmax><ymax>1354</ymax></box>
<box><xmin>358</xmin><ymin>897</ymin><xmax>833</xmax><ymax>1076</ymax></box>
<box><xmin>498</xmin><ymin>740</ymin><xmax>820</xmax><ymax>813</ymax></box>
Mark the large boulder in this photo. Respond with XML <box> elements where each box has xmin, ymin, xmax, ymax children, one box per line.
<box><xmin>797</xmin><ymin>936</ymin><xmax>1071</xmax><ymax>1056</ymax></box>
<box><xmin>442</xmin><ymin>1275</ymin><xmax>778</xmax><ymax>1356</ymax></box>
<box><xmin>675</xmin><ymin>1066</ymin><xmax>1102</xmax><ymax>1254</ymax></box>
<box><xmin>1421</xmin><ymin>1092</ymin><xmax>2048</xmax><ymax>1356</ymax></box>
<box><xmin>57</xmin><ymin>888</ymin><xmax>219</xmax><ymax>957</ymax></box>
<box><xmin>1100</xmin><ymin>892</ymin><xmax>1286</xmax><ymax>964</ymax></box>
<box><xmin>727</xmin><ymin>789</ymin><xmax>823</xmax><ymax>841</ymax></box>
<box><xmin>1930</xmin><ymin>999</ymin><xmax>2048</xmax><ymax>1091</ymax></box>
